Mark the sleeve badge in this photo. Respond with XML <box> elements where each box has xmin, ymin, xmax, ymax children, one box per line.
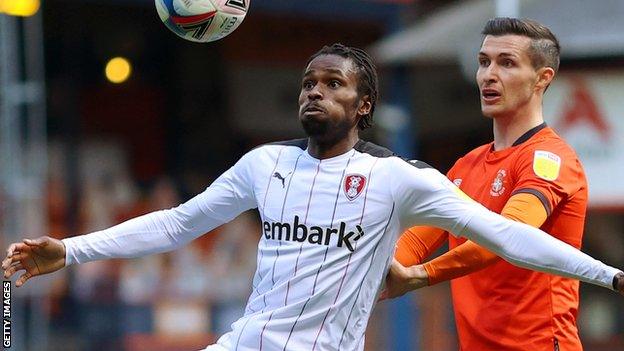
<box><xmin>533</xmin><ymin>150</ymin><xmax>561</xmax><ymax>181</ymax></box>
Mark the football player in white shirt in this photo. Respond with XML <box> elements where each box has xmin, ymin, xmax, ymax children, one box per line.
<box><xmin>3</xmin><ymin>43</ymin><xmax>624</xmax><ymax>351</ymax></box>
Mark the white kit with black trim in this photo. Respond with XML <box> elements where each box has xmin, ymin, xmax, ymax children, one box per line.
<box><xmin>63</xmin><ymin>139</ymin><xmax>621</xmax><ymax>351</ymax></box>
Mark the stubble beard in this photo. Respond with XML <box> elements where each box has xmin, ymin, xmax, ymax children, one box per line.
<box><xmin>301</xmin><ymin>114</ymin><xmax>353</xmax><ymax>145</ymax></box>
<box><xmin>301</xmin><ymin>115</ymin><xmax>329</xmax><ymax>138</ymax></box>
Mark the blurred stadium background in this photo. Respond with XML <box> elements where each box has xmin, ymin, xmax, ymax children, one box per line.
<box><xmin>1</xmin><ymin>0</ymin><xmax>624</xmax><ymax>350</ymax></box>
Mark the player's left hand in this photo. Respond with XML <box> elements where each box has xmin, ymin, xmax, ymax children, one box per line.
<box><xmin>378</xmin><ymin>259</ymin><xmax>429</xmax><ymax>301</ymax></box>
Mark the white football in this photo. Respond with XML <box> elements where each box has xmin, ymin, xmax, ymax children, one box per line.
<box><xmin>155</xmin><ymin>0</ymin><xmax>250</xmax><ymax>43</ymax></box>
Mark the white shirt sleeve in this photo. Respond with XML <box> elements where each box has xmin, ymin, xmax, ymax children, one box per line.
<box><xmin>62</xmin><ymin>149</ymin><xmax>259</xmax><ymax>265</ymax></box>
<box><xmin>390</xmin><ymin>158</ymin><xmax>622</xmax><ymax>290</ymax></box>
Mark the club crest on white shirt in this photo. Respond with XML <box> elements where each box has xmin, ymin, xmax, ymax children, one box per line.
<box><xmin>344</xmin><ymin>174</ymin><xmax>366</xmax><ymax>201</ymax></box>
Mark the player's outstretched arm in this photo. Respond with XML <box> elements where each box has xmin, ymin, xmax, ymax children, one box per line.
<box><xmin>6</xmin><ymin>149</ymin><xmax>258</xmax><ymax>279</ymax></box>
<box><xmin>382</xmin><ymin>257</ymin><xmax>624</xmax><ymax>300</ymax></box>
<box><xmin>3</xmin><ymin>236</ymin><xmax>66</xmax><ymax>287</ymax></box>
<box><xmin>394</xmin><ymin>193</ymin><xmax>548</xmax><ymax>290</ymax></box>
<box><xmin>393</xmin><ymin>161</ymin><xmax>624</xmax><ymax>293</ymax></box>
<box><xmin>458</xmin><ymin>206</ymin><xmax>623</xmax><ymax>291</ymax></box>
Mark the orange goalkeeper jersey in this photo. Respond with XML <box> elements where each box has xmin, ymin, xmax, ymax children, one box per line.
<box><xmin>446</xmin><ymin>125</ymin><xmax>587</xmax><ymax>350</ymax></box>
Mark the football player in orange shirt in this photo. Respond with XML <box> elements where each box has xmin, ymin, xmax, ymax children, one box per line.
<box><xmin>382</xmin><ymin>17</ymin><xmax>624</xmax><ymax>350</ymax></box>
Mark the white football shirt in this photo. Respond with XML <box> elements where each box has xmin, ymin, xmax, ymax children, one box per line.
<box><xmin>63</xmin><ymin>139</ymin><xmax>621</xmax><ymax>351</ymax></box>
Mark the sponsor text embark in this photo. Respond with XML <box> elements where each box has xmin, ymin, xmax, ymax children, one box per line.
<box><xmin>263</xmin><ymin>215</ymin><xmax>364</xmax><ymax>252</ymax></box>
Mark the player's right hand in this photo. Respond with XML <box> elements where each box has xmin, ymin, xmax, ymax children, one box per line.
<box><xmin>378</xmin><ymin>259</ymin><xmax>429</xmax><ymax>301</ymax></box>
<box><xmin>2</xmin><ymin>236</ymin><xmax>66</xmax><ymax>287</ymax></box>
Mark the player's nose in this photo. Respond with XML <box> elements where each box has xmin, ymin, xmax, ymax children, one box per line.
<box><xmin>307</xmin><ymin>85</ymin><xmax>323</xmax><ymax>100</ymax></box>
<box><xmin>481</xmin><ymin>64</ymin><xmax>499</xmax><ymax>83</ymax></box>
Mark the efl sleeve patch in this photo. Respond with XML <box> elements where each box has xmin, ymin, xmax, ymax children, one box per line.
<box><xmin>533</xmin><ymin>150</ymin><xmax>561</xmax><ymax>181</ymax></box>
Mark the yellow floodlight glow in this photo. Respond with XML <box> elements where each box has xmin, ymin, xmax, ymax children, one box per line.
<box><xmin>105</xmin><ymin>57</ymin><xmax>132</xmax><ymax>84</ymax></box>
<box><xmin>0</xmin><ymin>0</ymin><xmax>40</xmax><ymax>17</ymax></box>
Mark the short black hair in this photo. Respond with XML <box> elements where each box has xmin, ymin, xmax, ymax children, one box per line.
<box><xmin>305</xmin><ymin>43</ymin><xmax>379</xmax><ymax>130</ymax></box>
<box><xmin>482</xmin><ymin>17</ymin><xmax>560</xmax><ymax>73</ymax></box>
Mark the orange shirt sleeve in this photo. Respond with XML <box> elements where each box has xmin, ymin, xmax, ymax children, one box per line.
<box><xmin>395</xmin><ymin>226</ymin><xmax>448</xmax><ymax>266</ymax></box>
<box><xmin>423</xmin><ymin>193</ymin><xmax>548</xmax><ymax>285</ymax></box>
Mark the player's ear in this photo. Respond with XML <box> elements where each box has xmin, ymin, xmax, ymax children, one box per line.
<box><xmin>535</xmin><ymin>67</ymin><xmax>555</xmax><ymax>92</ymax></box>
<box><xmin>357</xmin><ymin>95</ymin><xmax>372</xmax><ymax>117</ymax></box>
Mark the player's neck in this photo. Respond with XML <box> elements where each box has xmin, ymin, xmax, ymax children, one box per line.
<box><xmin>492</xmin><ymin>107</ymin><xmax>544</xmax><ymax>151</ymax></box>
<box><xmin>307</xmin><ymin>131</ymin><xmax>359</xmax><ymax>159</ymax></box>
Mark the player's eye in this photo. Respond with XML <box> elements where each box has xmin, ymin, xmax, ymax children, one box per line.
<box><xmin>328</xmin><ymin>80</ymin><xmax>342</xmax><ymax>88</ymax></box>
<box><xmin>502</xmin><ymin>59</ymin><xmax>515</xmax><ymax>67</ymax></box>
<box><xmin>302</xmin><ymin>80</ymin><xmax>315</xmax><ymax>89</ymax></box>
<box><xmin>478</xmin><ymin>58</ymin><xmax>489</xmax><ymax>67</ymax></box>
